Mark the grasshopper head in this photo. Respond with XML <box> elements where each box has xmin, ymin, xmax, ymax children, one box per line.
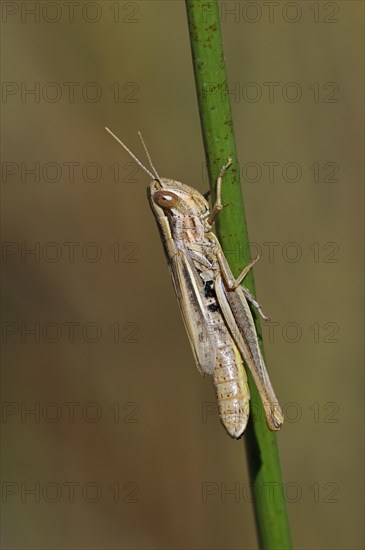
<box><xmin>148</xmin><ymin>178</ymin><xmax>209</xmax><ymax>219</ymax></box>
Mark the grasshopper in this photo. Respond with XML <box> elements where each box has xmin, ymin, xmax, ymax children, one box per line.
<box><xmin>106</xmin><ymin>127</ymin><xmax>284</xmax><ymax>438</ymax></box>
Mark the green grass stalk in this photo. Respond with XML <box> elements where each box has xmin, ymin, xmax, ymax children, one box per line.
<box><xmin>185</xmin><ymin>1</ymin><xmax>292</xmax><ymax>548</ymax></box>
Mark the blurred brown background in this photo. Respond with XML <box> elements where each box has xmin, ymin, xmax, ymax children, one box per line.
<box><xmin>1</xmin><ymin>1</ymin><xmax>364</xmax><ymax>549</ymax></box>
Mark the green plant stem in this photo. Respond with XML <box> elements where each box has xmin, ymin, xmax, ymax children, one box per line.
<box><xmin>185</xmin><ymin>1</ymin><xmax>291</xmax><ymax>548</ymax></box>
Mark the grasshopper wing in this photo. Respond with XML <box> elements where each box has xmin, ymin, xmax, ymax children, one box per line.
<box><xmin>169</xmin><ymin>249</ymin><xmax>217</xmax><ymax>375</ymax></box>
<box><xmin>215</xmin><ymin>276</ymin><xmax>284</xmax><ymax>430</ymax></box>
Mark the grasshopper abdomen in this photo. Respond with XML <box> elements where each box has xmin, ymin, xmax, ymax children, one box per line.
<box><xmin>213</xmin><ymin>346</ymin><xmax>250</xmax><ymax>438</ymax></box>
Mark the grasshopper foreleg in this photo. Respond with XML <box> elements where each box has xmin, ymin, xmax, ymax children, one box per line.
<box><xmin>207</xmin><ymin>157</ymin><xmax>233</xmax><ymax>227</ymax></box>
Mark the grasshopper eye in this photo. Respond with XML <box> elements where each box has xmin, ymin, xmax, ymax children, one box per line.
<box><xmin>153</xmin><ymin>190</ymin><xmax>179</xmax><ymax>209</ymax></box>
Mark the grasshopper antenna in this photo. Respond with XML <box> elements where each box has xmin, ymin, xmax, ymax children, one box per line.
<box><xmin>105</xmin><ymin>127</ymin><xmax>156</xmax><ymax>180</ymax></box>
<box><xmin>137</xmin><ymin>131</ymin><xmax>161</xmax><ymax>182</ymax></box>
